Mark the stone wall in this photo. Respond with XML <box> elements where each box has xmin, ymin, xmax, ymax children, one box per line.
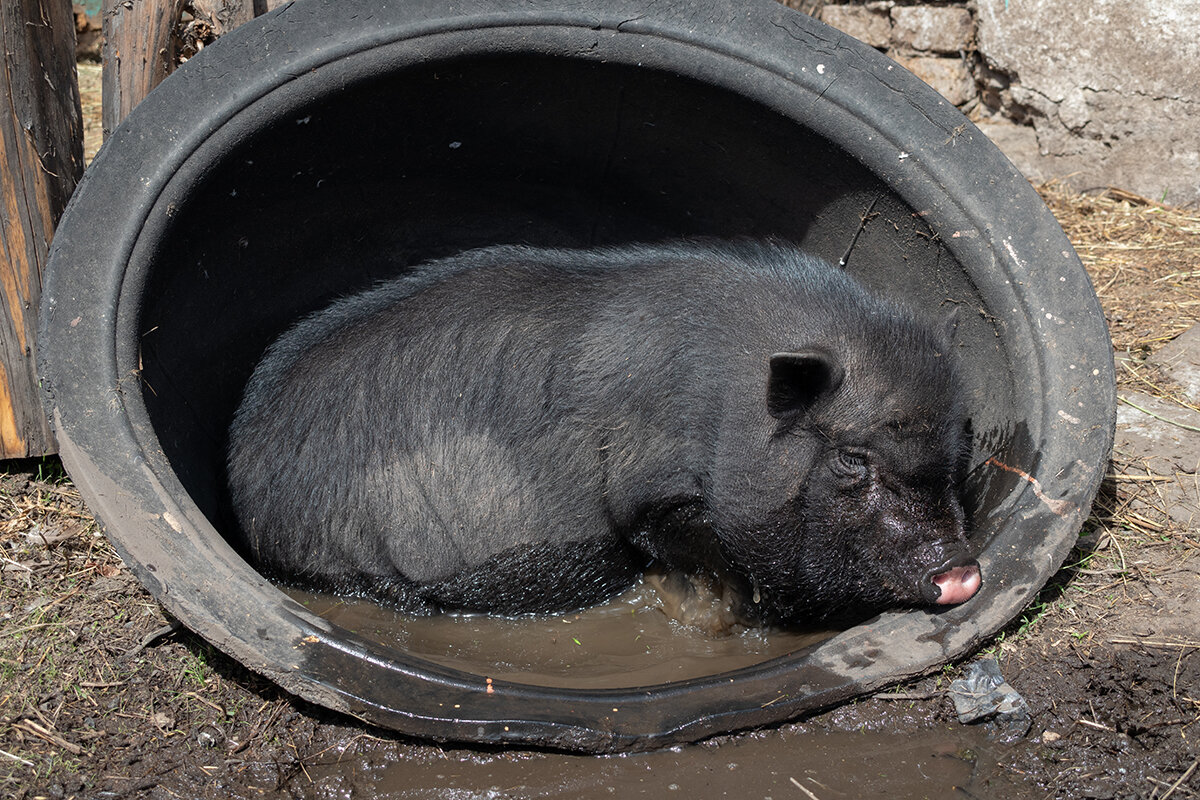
<box><xmin>783</xmin><ymin>2</ymin><xmax>979</xmax><ymax>107</ymax></box>
<box><xmin>975</xmin><ymin>0</ymin><xmax>1200</xmax><ymax>207</ymax></box>
<box><xmin>782</xmin><ymin>0</ymin><xmax>1200</xmax><ymax>207</ymax></box>
<box><xmin>75</xmin><ymin>0</ymin><xmax>1200</xmax><ymax>205</ymax></box>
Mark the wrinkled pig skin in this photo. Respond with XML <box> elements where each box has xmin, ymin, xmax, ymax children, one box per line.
<box><xmin>226</xmin><ymin>240</ymin><xmax>980</xmax><ymax>626</ymax></box>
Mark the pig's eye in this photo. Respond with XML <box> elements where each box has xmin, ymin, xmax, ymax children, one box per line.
<box><xmin>830</xmin><ymin>450</ymin><xmax>869</xmax><ymax>484</ymax></box>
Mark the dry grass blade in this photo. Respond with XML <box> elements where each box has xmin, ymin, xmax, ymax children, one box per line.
<box><xmin>1037</xmin><ymin>181</ymin><xmax>1200</xmax><ymax>390</ymax></box>
<box><xmin>0</xmin><ymin>748</ymin><xmax>34</xmax><ymax>767</ymax></box>
<box><xmin>789</xmin><ymin>777</ymin><xmax>822</xmax><ymax>800</ymax></box>
<box><xmin>1109</xmin><ymin>638</ymin><xmax>1200</xmax><ymax>651</ymax></box>
<box><xmin>1157</xmin><ymin>757</ymin><xmax>1199</xmax><ymax>800</ymax></box>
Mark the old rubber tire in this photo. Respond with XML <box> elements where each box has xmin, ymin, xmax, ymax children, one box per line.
<box><xmin>39</xmin><ymin>0</ymin><xmax>1114</xmax><ymax>752</ymax></box>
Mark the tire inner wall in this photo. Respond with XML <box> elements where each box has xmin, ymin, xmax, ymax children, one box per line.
<box><xmin>133</xmin><ymin>55</ymin><xmax>1018</xmax><ymax>560</ymax></box>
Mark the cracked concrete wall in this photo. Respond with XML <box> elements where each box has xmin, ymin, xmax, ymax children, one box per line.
<box><xmin>975</xmin><ymin>0</ymin><xmax>1200</xmax><ymax>206</ymax></box>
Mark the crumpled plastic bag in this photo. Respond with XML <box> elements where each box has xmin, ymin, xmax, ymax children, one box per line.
<box><xmin>947</xmin><ymin>657</ymin><xmax>1031</xmax><ymax>740</ymax></box>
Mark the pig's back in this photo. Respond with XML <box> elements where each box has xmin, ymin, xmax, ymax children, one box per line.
<box><xmin>225</xmin><ymin>241</ymin><xmax>869</xmax><ymax>610</ymax></box>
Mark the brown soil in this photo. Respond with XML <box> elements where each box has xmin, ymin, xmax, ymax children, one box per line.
<box><xmin>1</xmin><ymin>456</ymin><xmax>1196</xmax><ymax>798</ymax></box>
<box><xmin>1</xmin><ymin>72</ymin><xmax>1197</xmax><ymax>800</ymax></box>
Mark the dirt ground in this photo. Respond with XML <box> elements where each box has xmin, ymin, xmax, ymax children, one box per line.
<box><xmin>1</xmin><ymin>67</ymin><xmax>1198</xmax><ymax>799</ymax></box>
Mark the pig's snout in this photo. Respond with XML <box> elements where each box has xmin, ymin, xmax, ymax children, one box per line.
<box><xmin>927</xmin><ymin>562</ymin><xmax>981</xmax><ymax>605</ymax></box>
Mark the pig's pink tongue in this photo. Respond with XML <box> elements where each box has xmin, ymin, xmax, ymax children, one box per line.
<box><xmin>931</xmin><ymin>564</ymin><xmax>981</xmax><ymax>604</ymax></box>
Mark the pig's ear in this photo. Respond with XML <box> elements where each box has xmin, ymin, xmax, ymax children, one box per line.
<box><xmin>767</xmin><ymin>350</ymin><xmax>844</xmax><ymax>417</ymax></box>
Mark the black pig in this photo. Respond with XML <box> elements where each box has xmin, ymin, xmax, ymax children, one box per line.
<box><xmin>226</xmin><ymin>240</ymin><xmax>980</xmax><ymax>625</ymax></box>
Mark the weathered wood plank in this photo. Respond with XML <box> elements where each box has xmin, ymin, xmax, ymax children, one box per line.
<box><xmin>102</xmin><ymin>0</ymin><xmax>270</xmax><ymax>132</ymax></box>
<box><xmin>0</xmin><ymin>0</ymin><xmax>84</xmax><ymax>458</ymax></box>
<box><xmin>101</xmin><ymin>0</ymin><xmax>186</xmax><ymax>133</ymax></box>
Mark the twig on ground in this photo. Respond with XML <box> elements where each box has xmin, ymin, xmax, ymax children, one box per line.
<box><xmin>1076</xmin><ymin>718</ymin><xmax>1115</xmax><ymax>733</ymax></box>
<box><xmin>13</xmin><ymin>718</ymin><xmax>84</xmax><ymax>755</ymax></box>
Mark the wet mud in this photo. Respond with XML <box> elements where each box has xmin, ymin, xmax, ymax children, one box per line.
<box><xmin>304</xmin><ymin>723</ymin><xmax>1027</xmax><ymax>799</ymax></box>
<box><xmin>5</xmin><ymin>510</ymin><xmax>1197</xmax><ymax>800</ymax></box>
<box><xmin>285</xmin><ymin>636</ymin><xmax>1198</xmax><ymax>800</ymax></box>
<box><xmin>7</xmin><ymin>66</ymin><xmax>1196</xmax><ymax>800</ymax></box>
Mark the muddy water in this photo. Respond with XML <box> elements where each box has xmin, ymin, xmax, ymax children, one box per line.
<box><xmin>305</xmin><ymin>723</ymin><xmax>1031</xmax><ymax>798</ymax></box>
<box><xmin>294</xmin><ymin>578</ymin><xmax>1034</xmax><ymax>798</ymax></box>
<box><xmin>292</xmin><ymin>572</ymin><xmax>833</xmax><ymax>688</ymax></box>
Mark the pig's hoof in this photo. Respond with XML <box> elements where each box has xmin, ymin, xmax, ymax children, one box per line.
<box><xmin>931</xmin><ymin>564</ymin><xmax>981</xmax><ymax>605</ymax></box>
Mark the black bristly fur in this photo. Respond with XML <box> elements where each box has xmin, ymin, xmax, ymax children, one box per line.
<box><xmin>226</xmin><ymin>239</ymin><xmax>974</xmax><ymax>624</ymax></box>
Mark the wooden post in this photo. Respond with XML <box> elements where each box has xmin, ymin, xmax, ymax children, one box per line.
<box><xmin>101</xmin><ymin>0</ymin><xmax>186</xmax><ymax>133</ymax></box>
<box><xmin>0</xmin><ymin>0</ymin><xmax>84</xmax><ymax>459</ymax></box>
<box><xmin>102</xmin><ymin>0</ymin><xmax>266</xmax><ymax>132</ymax></box>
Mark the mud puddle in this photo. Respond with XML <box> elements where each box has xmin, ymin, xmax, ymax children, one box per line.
<box><xmin>305</xmin><ymin>723</ymin><xmax>1031</xmax><ymax>798</ymax></box>
<box><xmin>292</xmin><ymin>572</ymin><xmax>832</xmax><ymax>688</ymax></box>
<box><xmin>291</xmin><ymin>579</ymin><xmax>1036</xmax><ymax>797</ymax></box>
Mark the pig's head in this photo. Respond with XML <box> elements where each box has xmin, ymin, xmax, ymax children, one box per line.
<box><xmin>711</xmin><ymin>312</ymin><xmax>980</xmax><ymax>627</ymax></box>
